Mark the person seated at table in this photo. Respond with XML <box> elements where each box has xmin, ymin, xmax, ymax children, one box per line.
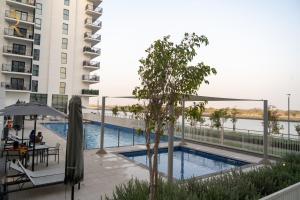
<box><xmin>37</xmin><ymin>132</ymin><xmax>44</xmax><ymax>144</ymax></box>
<box><xmin>29</xmin><ymin>130</ymin><xmax>36</xmax><ymax>144</ymax></box>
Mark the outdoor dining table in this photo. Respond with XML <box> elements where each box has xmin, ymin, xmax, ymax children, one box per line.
<box><xmin>29</xmin><ymin>144</ymin><xmax>50</xmax><ymax>167</ymax></box>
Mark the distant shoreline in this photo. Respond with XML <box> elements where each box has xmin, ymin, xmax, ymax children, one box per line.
<box><xmin>202</xmin><ymin>113</ymin><xmax>300</xmax><ymax>123</ymax></box>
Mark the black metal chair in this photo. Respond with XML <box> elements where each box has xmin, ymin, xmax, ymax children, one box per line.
<box><xmin>47</xmin><ymin>143</ymin><xmax>60</xmax><ymax>164</ymax></box>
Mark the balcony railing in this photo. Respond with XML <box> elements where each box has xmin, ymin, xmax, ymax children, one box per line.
<box><xmin>2</xmin><ymin>64</ymin><xmax>31</xmax><ymax>73</ymax></box>
<box><xmin>82</xmin><ymin>89</ymin><xmax>99</xmax><ymax>95</ymax></box>
<box><xmin>1</xmin><ymin>82</ymin><xmax>30</xmax><ymax>91</ymax></box>
<box><xmin>83</xmin><ymin>46</ymin><xmax>101</xmax><ymax>55</ymax></box>
<box><xmin>84</xmin><ymin>18</ymin><xmax>102</xmax><ymax>27</ymax></box>
<box><xmin>7</xmin><ymin>0</ymin><xmax>36</xmax><ymax>7</ymax></box>
<box><xmin>85</xmin><ymin>4</ymin><xmax>103</xmax><ymax>14</ymax></box>
<box><xmin>5</xmin><ymin>10</ymin><xmax>34</xmax><ymax>23</ymax></box>
<box><xmin>82</xmin><ymin>75</ymin><xmax>100</xmax><ymax>82</ymax></box>
<box><xmin>3</xmin><ymin>46</ymin><xmax>32</xmax><ymax>56</ymax></box>
<box><xmin>4</xmin><ymin>28</ymin><xmax>34</xmax><ymax>40</ymax></box>
<box><xmin>84</xmin><ymin>32</ymin><xmax>101</xmax><ymax>41</ymax></box>
<box><xmin>83</xmin><ymin>60</ymin><xmax>100</xmax><ymax>68</ymax></box>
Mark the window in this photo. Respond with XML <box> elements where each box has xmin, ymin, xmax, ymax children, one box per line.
<box><xmin>33</xmin><ymin>49</ymin><xmax>40</xmax><ymax>60</ymax></box>
<box><xmin>64</xmin><ymin>0</ymin><xmax>70</xmax><ymax>6</ymax></box>
<box><xmin>62</xmin><ymin>23</ymin><xmax>68</xmax><ymax>34</ymax></box>
<box><xmin>59</xmin><ymin>82</ymin><xmax>66</xmax><ymax>94</ymax></box>
<box><xmin>36</xmin><ymin>3</ymin><xmax>42</xmax><ymax>15</ymax></box>
<box><xmin>30</xmin><ymin>93</ymin><xmax>47</xmax><ymax>105</ymax></box>
<box><xmin>63</xmin><ymin>9</ymin><xmax>69</xmax><ymax>20</ymax></box>
<box><xmin>32</xmin><ymin>80</ymin><xmax>38</xmax><ymax>92</ymax></box>
<box><xmin>11</xmin><ymin>78</ymin><xmax>25</xmax><ymax>90</ymax></box>
<box><xmin>62</xmin><ymin>38</ymin><xmax>68</xmax><ymax>49</ymax></box>
<box><xmin>34</xmin><ymin>34</ymin><xmax>41</xmax><ymax>45</ymax></box>
<box><xmin>12</xmin><ymin>43</ymin><xmax>26</xmax><ymax>55</ymax></box>
<box><xmin>60</xmin><ymin>67</ymin><xmax>66</xmax><ymax>79</ymax></box>
<box><xmin>52</xmin><ymin>94</ymin><xmax>68</xmax><ymax>113</ymax></box>
<box><xmin>35</xmin><ymin>18</ymin><xmax>42</xmax><ymax>29</ymax></box>
<box><xmin>15</xmin><ymin>10</ymin><xmax>28</xmax><ymax>21</ymax></box>
<box><xmin>11</xmin><ymin>61</ymin><xmax>25</xmax><ymax>72</ymax></box>
<box><xmin>32</xmin><ymin>64</ymin><xmax>39</xmax><ymax>76</ymax></box>
<box><xmin>61</xmin><ymin>53</ymin><xmax>67</xmax><ymax>64</ymax></box>
<box><xmin>13</xmin><ymin>27</ymin><xmax>27</xmax><ymax>38</ymax></box>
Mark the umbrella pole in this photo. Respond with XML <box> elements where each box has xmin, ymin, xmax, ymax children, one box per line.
<box><xmin>21</xmin><ymin>116</ymin><xmax>24</xmax><ymax>144</ymax></box>
<box><xmin>31</xmin><ymin>115</ymin><xmax>37</xmax><ymax>171</ymax></box>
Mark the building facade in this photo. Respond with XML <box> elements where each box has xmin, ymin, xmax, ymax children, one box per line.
<box><xmin>0</xmin><ymin>0</ymin><xmax>102</xmax><ymax>112</ymax></box>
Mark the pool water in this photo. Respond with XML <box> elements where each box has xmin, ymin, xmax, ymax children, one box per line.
<box><xmin>43</xmin><ymin>122</ymin><xmax>169</xmax><ymax>149</ymax></box>
<box><xmin>121</xmin><ymin>147</ymin><xmax>249</xmax><ymax>180</ymax></box>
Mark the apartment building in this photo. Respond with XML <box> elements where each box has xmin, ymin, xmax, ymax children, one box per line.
<box><xmin>0</xmin><ymin>0</ymin><xmax>102</xmax><ymax>113</ymax></box>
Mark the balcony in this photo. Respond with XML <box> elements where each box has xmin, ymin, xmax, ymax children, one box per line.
<box><xmin>82</xmin><ymin>75</ymin><xmax>100</xmax><ymax>83</ymax></box>
<box><xmin>5</xmin><ymin>10</ymin><xmax>34</xmax><ymax>25</ymax></box>
<box><xmin>3</xmin><ymin>45</ymin><xmax>33</xmax><ymax>59</ymax></box>
<box><xmin>3</xmin><ymin>28</ymin><xmax>34</xmax><ymax>42</ymax></box>
<box><xmin>6</xmin><ymin>0</ymin><xmax>36</xmax><ymax>10</ymax></box>
<box><xmin>85</xmin><ymin>4</ymin><xmax>103</xmax><ymax>17</ymax></box>
<box><xmin>1</xmin><ymin>82</ymin><xmax>30</xmax><ymax>92</ymax></box>
<box><xmin>83</xmin><ymin>46</ymin><xmax>101</xmax><ymax>58</ymax></box>
<box><xmin>81</xmin><ymin>89</ymin><xmax>99</xmax><ymax>97</ymax></box>
<box><xmin>83</xmin><ymin>60</ymin><xmax>100</xmax><ymax>70</ymax></box>
<box><xmin>84</xmin><ymin>32</ymin><xmax>101</xmax><ymax>46</ymax></box>
<box><xmin>87</xmin><ymin>0</ymin><xmax>103</xmax><ymax>7</ymax></box>
<box><xmin>2</xmin><ymin>64</ymin><xmax>31</xmax><ymax>75</ymax></box>
<box><xmin>84</xmin><ymin>18</ymin><xmax>102</xmax><ymax>31</ymax></box>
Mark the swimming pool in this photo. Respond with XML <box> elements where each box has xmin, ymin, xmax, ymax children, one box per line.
<box><xmin>43</xmin><ymin>122</ymin><xmax>170</xmax><ymax>149</ymax></box>
<box><xmin>121</xmin><ymin>146</ymin><xmax>249</xmax><ymax>180</ymax></box>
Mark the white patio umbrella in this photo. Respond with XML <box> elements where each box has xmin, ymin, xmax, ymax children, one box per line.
<box><xmin>0</xmin><ymin>102</ymin><xmax>67</xmax><ymax>171</ymax></box>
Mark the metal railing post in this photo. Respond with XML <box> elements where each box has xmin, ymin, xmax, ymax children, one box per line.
<box><xmin>118</xmin><ymin>129</ymin><xmax>120</xmax><ymax>147</ymax></box>
<box><xmin>132</xmin><ymin>128</ymin><xmax>135</xmax><ymax>146</ymax></box>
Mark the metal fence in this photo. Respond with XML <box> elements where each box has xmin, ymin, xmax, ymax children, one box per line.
<box><xmin>174</xmin><ymin>124</ymin><xmax>300</xmax><ymax>157</ymax></box>
<box><xmin>259</xmin><ymin>182</ymin><xmax>300</xmax><ymax>200</ymax></box>
<box><xmin>83</xmin><ymin>113</ymin><xmax>300</xmax><ymax>157</ymax></box>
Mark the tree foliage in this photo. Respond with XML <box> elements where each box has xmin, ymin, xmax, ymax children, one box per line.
<box><xmin>268</xmin><ymin>106</ymin><xmax>283</xmax><ymax>134</ymax></box>
<box><xmin>186</xmin><ymin>102</ymin><xmax>206</xmax><ymax>126</ymax></box>
<box><xmin>210</xmin><ymin>108</ymin><xmax>229</xmax><ymax>130</ymax></box>
<box><xmin>112</xmin><ymin>106</ymin><xmax>119</xmax><ymax>117</ymax></box>
<box><xmin>295</xmin><ymin>124</ymin><xmax>300</xmax><ymax>135</ymax></box>
<box><xmin>230</xmin><ymin>108</ymin><xmax>239</xmax><ymax>131</ymax></box>
<box><xmin>133</xmin><ymin>33</ymin><xmax>216</xmax><ymax>199</ymax></box>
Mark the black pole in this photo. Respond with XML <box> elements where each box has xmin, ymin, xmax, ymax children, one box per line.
<box><xmin>71</xmin><ymin>185</ymin><xmax>74</xmax><ymax>200</ymax></box>
<box><xmin>31</xmin><ymin>115</ymin><xmax>37</xmax><ymax>171</ymax></box>
<box><xmin>21</xmin><ymin>116</ymin><xmax>24</xmax><ymax>144</ymax></box>
<box><xmin>132</xmin><ymin>128</ymin><xmax>135</xmax><ymax>146</ymax></box>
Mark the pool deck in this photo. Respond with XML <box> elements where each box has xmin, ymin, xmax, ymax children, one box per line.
<box><xmin>4</xmin><ymin>118</ymin><xmax>264</xmax><ymax>200</ymax></box>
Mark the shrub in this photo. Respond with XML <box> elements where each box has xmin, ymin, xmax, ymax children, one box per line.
<box><xmin>105</xmin><ymin>154</ymin><xmax>300</xmax><ymax>200</ymax></box>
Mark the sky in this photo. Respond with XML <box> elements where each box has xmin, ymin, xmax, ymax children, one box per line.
<box><xmin>91</xmin><ymin>0</ymin><xmax>300</xmax><ymax>110</ymax></box>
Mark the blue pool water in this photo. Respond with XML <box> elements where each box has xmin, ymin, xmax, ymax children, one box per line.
<box><xmin>121</xmin><ymin>147</ymin><xmax>249</xmax><ymax>180</ymax></box>
<box><xmin>43</xmin><ymin>122</ymin><xmax>170</xmax><ymax>149</ymax></box>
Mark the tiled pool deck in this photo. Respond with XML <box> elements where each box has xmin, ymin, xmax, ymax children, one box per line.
<box><xmin>4</xmin><ymin>119</ymin><xmax>264</xmax><ymax>200</ymax></box>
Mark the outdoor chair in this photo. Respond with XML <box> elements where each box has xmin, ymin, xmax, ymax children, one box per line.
<box><xmin>4</xmin><ymin>150</ymin><xmax>21</xmax><ymax>173</ymax></box>
<box><xmin>47</xmin><ymin>143</ymin><xmax>60</xmax><ymax>163</ymax></box>
<box><xmin>9</xmin><ymin>161</ymin><xmax>64</xmax><ymax>178</ymax></box>
<box><xmin>3</xmin><ymin>161</ymin><xmax>64</xmax><ymax>194</ymax></box>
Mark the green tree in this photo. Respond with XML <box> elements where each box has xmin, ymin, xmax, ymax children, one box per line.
<box><xmin>210</xmin><ymin>108</ymin><xmax>229</xmax><ymax>144</ymax></box>
<box><xmin>112</xmin><ymin>106</ymin><xmax>119</xmax><ymax>117</ymax></box>
<box><xmin>120</xmin><ymin>106</ymin><xmax>128</xmax><ymax>116</ymax></box>
<box><xmin>133</xmin><ymin>33</ymin><xmax>216</xmax><ymax>199</ymax></box>
<box><xmin>295</xmin><ymin>124</ymin><xmax>300</xmax><ymax>135</ymax></box>
<box><xmin>186</xmin><ymin>102</ymin><xmax>206</xmax><ymax>127</ymax></box>
<box><xmin>268</xmin><ymin>106</ymin><xmax>283</xmax><ymax>134</ymax></box>
<box><xmin>230</xmin><ymin>108</ymin><xmax>239</xmax><ymax>131</ymax></box>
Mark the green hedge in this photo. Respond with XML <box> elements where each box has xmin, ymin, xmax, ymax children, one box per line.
<box><xmin>105</xmin><ymin>154</ymin><xmax>300</xmax><ymax>200</ymax></box>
